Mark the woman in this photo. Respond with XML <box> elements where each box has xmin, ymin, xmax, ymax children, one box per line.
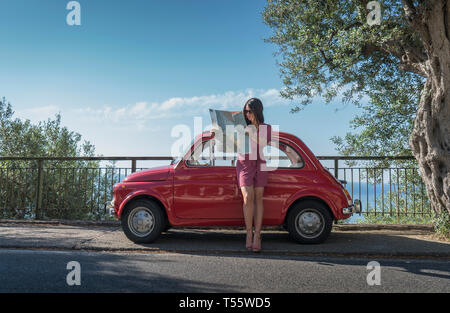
<box><xmin>236</xmin><ymin>98</ymin><xmax>272</xmax><ymax>252</ymax></box>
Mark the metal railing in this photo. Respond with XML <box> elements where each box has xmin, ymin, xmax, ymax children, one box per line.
<box><xmin>0</xmin><ymin>156</ymin><xmax>432</xmax><ymax>222</ymax></box>
<box><xmin>318</xmin><ymin>156</ymin><xmax>432</xmax><ymax>222</ymax></box>
<box><xmin>0</xmin><ymin>157</ymin><xmax>172</xmax><ymax>220</ymax></box>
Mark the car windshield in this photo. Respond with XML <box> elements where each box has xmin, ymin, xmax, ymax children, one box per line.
<box><xmin>172</xmin><ymin>135</ymin><xmax>203</xmax><ymax>165</ymax></box>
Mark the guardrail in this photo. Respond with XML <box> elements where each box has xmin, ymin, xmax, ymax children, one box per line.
<box><xmin>317</xmin><ymin>156</ymin><xmax>431</xmax><ymax>222</ymax></box>
<box><xmin>0</xmin><ymin>156</ymin><xmax>431</xmax><ymax>222</ymax></box>
<box><xmin>0</xmin><ymin>157</ymin><xmax>172</xmax><ymax>220</ymax></box>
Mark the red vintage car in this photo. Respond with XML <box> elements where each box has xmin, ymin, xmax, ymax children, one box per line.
<box><xmin>112</xmin><ymin>131</ymin><xmax>361</xmax><ymax>244</ymax></box>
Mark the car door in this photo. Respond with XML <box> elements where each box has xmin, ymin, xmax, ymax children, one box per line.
<box><xmin>173</xmin><ymin>138</ymin><xmax>243</xmax><ymax>219</ymax></box>
<box><xmin>262</xmin><ymin>139</ymin><xmax>309</xmax><ymax>223</ymax></box>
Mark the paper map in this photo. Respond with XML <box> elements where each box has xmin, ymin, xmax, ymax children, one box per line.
<box><xmin>209</xmin><ymin>109</ymin><xmax>250</xmax><ymax>154</ymax></box>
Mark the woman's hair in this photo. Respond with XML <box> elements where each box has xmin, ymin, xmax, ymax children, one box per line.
<box><xmin>243</xmin><ymin>98</ymin><xmax>264</xmax><ymax>125</ymax></box>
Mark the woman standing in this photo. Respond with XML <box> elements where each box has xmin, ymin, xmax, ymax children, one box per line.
<box><xmin>236</xmin><ymin>98</ymin><xmax>272</xmax><ymax>252</ymax></box>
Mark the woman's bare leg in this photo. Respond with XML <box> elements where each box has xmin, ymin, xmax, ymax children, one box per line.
<box><xmin>253</xmin><ymin>187</ymin><xmax>265</xmax><ymax>250</ymax></box>
<box><xmin>240</xmin><ymin>186</ymin><xmax>255</xmax><ymax>247</ymax></box>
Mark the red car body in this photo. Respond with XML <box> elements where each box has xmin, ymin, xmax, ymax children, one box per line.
<box><xmin>113</xmin><ymin>131</ymin><xmax>360</xmax><ymax>244</ymax></box>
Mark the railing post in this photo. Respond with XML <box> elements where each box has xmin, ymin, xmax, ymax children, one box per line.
<box><xmin>131</xmin><ymin>159</ymin><xmax>137</xmax><ymax>173</ymax></box>
<box><xmin>35</xmin><ymin>159</ymin><xmax>44</xmax><ymax>219</ymax></box>
<box><xmin>334</xmin><ymin>158</ymin><xmax>339</xmax><ymax>179</ymax></box>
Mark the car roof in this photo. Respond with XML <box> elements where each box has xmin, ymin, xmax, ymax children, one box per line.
<box><xmin>196</xmin><ymin>130</ymin><xmax>305</xmax><ymax>147</ymax></box>
<box><xmin>186</xmin><ymin>130</ymin><xmax>320</xmax><ymax>168</ymax></box>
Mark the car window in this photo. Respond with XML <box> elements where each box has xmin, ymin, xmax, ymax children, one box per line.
<box><xmin>187</xmin><ymin>139</ymin><xmax>304</xmax><ymax>168</ymax></box>
<box><xmin>263</xmin><ymin>141</ymin><xmax>304</xmax><ymax>169</ymax></box>
<box><xmin>186</xmin><ymin>140</ymin><xmax>213</xmax><ymax>166</ymax></box>
<box><xmin>186</xmin><ymin>139</ymin><xmax>237</xmax><ymax>167</ymax></box>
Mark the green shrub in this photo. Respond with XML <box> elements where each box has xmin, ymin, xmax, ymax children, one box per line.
<box><xmin>432</xmin><ymin>211</ymin><xmax>450</xmax><ymax>239</ymax></box>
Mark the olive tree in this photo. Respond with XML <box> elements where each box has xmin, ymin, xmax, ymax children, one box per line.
<box><xmin>262</xmin><ymin>0</ymin><xmax>450</xmax><ymax>216</ymax></box>
<box><xmin>0</xmin><ymin>97</ymin><xmax>107</xmax><ymax>219</ymax></box>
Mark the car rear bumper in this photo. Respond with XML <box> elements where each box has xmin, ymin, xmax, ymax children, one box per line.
<box><xmin>342</xmin><ymin>199</ymin><xmax>362</xmax><ymax>215</ymax></box>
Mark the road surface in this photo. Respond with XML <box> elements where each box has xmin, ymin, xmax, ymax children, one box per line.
<box><xmin>0</xmin><ymin>249</ymin><xmax>449</xmax><ymax>293</ymax></box>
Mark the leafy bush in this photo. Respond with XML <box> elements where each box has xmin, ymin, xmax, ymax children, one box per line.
<box><xmin>432</xmin><ymin>211</ymin><xmax>450</xmax><ymax>239</ymax></box>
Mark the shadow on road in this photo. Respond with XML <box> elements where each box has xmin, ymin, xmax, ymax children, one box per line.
<box><xmin>132</xmin><ymin>229</ymin><xmax>450</xmax><ymax>282</ymax></box>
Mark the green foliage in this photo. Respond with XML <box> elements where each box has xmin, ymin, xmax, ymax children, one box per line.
<box><xmin>0</xmin><ymin>97</ymin><xmax>113</xmax><ymax>220</ymax></box>
<box><xmin>262</xmin><ymin>0</ymin><xmax>424</xmax><ymax>109</ymax></box>
<box><xmin>432</xmin><ymin>210</ymin><xmax>450</xmax><ymax>239</ymax></box>
<box><xmin>0</xmin><ymin>97</ymin><xmax>96</xmax><ymax>161</ymax></box>
<box><xmin>331</xmin><ymin>74</ymin><xmax>424</xmax><ymax>159</ymax></box>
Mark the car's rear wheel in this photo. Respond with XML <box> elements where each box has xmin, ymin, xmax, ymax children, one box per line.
<box><xmin>287</xmin><ymin>200</ymin><xmax>333</xmax><ymax>244</ymax></box>
<box><xmin>121</xmin><ymin>199</ymin><xmax>164</xmax><ymax>243</ymax></box>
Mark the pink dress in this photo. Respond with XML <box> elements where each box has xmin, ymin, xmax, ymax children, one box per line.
<box><xmin>236</xmin><ymin>123</ymin><xmax>272</xmax><ymax>188</ymax></box>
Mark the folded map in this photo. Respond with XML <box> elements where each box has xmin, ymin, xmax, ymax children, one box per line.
<box><xmin>209</xmin><ymin>109</ymin><xmax>250</xmax><ymax>154</ymax></box>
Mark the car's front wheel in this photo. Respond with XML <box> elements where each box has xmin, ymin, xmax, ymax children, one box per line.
<box><xmin>286</xmin><ymin>200</ymin><xmax>333</xmax><ymax>244</ymax></box>
<box><xmin>121</xmin><ymin>199</ymin><xmax>164</xmax><ymax>243</ymax></box>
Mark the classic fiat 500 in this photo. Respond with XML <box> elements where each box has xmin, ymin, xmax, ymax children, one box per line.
<box><xmin>112</xmin><ymin>131</ymin><xmax>361</xmax><ymax>244</ymax></box>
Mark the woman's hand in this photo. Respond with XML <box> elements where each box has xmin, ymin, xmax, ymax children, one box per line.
<box><xmin>210</xmin><ymin>125</ymin><xmax>220</xmax><ymax>137</ymax></box>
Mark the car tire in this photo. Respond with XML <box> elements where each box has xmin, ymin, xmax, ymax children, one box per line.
<box><xmin>286</xmin><ymin>200</ymin><xmax>333</xmax><ymax>244</ymax></box>
<box><xmin>121</xmin><ymin>199</ymin><xmax>165</xmax><ymax>243</ymax></box>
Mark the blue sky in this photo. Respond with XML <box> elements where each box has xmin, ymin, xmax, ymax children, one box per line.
<box><xmin>0</xmin><ymin>0</ymin><xmax>363</xmax><ymax>162</ymax></box>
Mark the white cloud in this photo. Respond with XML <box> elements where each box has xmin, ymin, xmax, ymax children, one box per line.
<box><xmin>13</xmin><ymin>88</ymin><xmax>292</xmax><ymax>133</ymax></box>
<box><xmin>72</xmin><ymin>88</ymin><xmax>291</xmax><ymax>124</ymax></box>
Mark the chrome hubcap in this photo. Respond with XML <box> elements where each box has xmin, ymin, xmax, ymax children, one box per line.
<box><xmin>296</xmin><ymin>209</ymin><xmax>324</xmax><ymax>238</ymax></box>
<box><xmin>128</xmin><ymin>207</ymin><xmax>154</xmax><ymax>237</ymax></box>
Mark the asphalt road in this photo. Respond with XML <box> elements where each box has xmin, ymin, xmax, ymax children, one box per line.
<box><xmin>0</xmin><ymin>249</ymin><xmax>449</xmax><ymax>293</ymax></box>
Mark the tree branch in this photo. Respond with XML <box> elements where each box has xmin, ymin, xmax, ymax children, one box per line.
<box><xmin>402</xmin><ymin>0</ymin><xmax>417</xmax><ymax>19</ymax></box>
<box><xmin>362</xmin><ymin>42</ymin><xmax>428</xmax><ymax>76</ymax></box>
<box><xmin>398</xmin><ymin>60</ymin><xmax>428</xmax><ymax>76</ymax></box>
<box><xmin>402</xmin><ymin>0</ymin><xmax>433</xmax><ymax>50</ymax></box>
<box><xmin>400</xmin><ymin>41</ymin><xmax>427</xmax><ymax>63</ymax></box>
<box><xmin>318</xmin><ymin>48</ymin><xmax>336</xmax><ymax>71</ymax></box>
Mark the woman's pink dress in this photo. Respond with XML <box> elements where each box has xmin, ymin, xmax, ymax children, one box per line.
<box><xmin>236</xmin><ymin>123</ymin><xmax>272</xmax><ymax>188</ymax></box>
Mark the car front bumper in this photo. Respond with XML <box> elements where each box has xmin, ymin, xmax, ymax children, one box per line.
<box><xmin>342</xmin><ymin>199</ymin><xmax>362</xmax><ymax>215</ymax></box>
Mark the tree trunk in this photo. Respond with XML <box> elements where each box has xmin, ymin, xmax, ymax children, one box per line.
<box><xmin>409</xmin><ymin>1</ymin><xmax>450</xmax><ymax>215</ymax></box>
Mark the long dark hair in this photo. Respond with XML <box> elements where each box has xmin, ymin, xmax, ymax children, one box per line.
<box><xmin>243</xmin><ymin>98</ymin><xmax>264</xmax><ymax>125</ymax></box>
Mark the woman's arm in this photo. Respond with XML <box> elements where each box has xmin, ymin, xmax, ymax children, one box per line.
<box><xmin>245</xmin><ymin>125</ymin><xmax>258</xmax><ymax>143</ymax></box>
<box><xmin>258</xmin><ymin>124</ymin><xmax>271</xmax><ymax>147</ymax></box>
